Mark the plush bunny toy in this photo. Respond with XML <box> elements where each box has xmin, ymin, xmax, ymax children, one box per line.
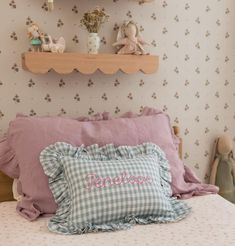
<box><xmin>210</xmin><ymin>135</ymin><xmax>235</xmax><ymax>204</ymax></box>
<box><xmin>112</xmin><ymin>21</ymin><xmax>149</xmax><ymax>55</ymax></box>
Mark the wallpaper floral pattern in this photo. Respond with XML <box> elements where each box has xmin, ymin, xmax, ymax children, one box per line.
<box><xmin>0</xmin><ymin>0</ymin><xmax>234</xmax><ymax>181</ymax></box>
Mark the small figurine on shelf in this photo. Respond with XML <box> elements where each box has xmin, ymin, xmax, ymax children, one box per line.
<box><xmin>210</xmin><ymin>135</ymin><xmax>235</xmax><ymax>204</ymax></box>
<box><xmin>27</xmin><ymin>23</ymin><xmax>42</xmax><ymax>52</ymax></box>
<box><xmin>47</xmin><ymin>0</ymin><xmax>54</xmax><ymax>11</ymax></box>
<box><xmin>112</xmin><ymin>20</ymin><xmax>149</xmax><ymax>55</ymax></box>
<box><xmin>80</xmin><ymin>7</ymin><xmax>109</xmax><ymax>54</ymax></box>
<box><xmin>40</xmin><ymin>34</ymin><xmax>66</xmax><ymax>53</ymax></box>
<box><xmin>27</xmin><ymin>23</ymin><xmax>66</xmax><ymax>53</ymax></box>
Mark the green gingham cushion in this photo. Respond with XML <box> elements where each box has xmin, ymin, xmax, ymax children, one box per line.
<box><xmin>40</xmin><ymin>142</ymin><xmax>191</xmax><ymax>235</ymax></box>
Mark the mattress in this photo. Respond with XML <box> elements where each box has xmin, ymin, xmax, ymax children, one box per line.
<box><xmin>0</xmin><ymin>194</ymin><xmax>234</xmax><ymax>246</ymax></box>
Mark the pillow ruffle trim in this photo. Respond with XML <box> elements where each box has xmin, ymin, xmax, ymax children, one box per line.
<box><xmin>40</xmin><ymin>142</ymin><xmax>191</xmax><ymax>235</ymax></box>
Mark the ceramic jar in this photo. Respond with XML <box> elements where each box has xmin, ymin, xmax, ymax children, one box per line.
<box><xmin>87</xmin><ymin>33</ymin><xmax>100</xmax><ymax>54</ymax></box>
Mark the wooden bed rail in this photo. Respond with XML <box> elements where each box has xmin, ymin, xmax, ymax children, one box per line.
<box><xmin>0</xmin><ymin>172</ymin><xmax>14</xmax><ymax>201</ymax></box>
<box><xmin>173</xmin><ymin>126</ymin><xmax>182</xmax><ymax>160</ymax></box>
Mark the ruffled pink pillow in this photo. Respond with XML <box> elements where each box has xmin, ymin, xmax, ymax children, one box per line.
<box><xmin>0</xmin><ymin>107</ymin><xmax>218</xmax><ymax>220</ymax></box>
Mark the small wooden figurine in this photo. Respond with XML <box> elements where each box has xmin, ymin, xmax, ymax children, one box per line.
<box><xmin>210</xmin><ymin>135</ymin><xmax>235</xmax><ymax>204</ymax></box>
<box><xmin>113</xmin><ymin>20</ymin><xmax>149</xmax><ymax>55</ymax></box>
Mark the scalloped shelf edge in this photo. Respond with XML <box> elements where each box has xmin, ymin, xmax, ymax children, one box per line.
<box><xmin>22</xmin><ymin>52</ymin><xmax>159</xmax><ymax>75</ymax></box>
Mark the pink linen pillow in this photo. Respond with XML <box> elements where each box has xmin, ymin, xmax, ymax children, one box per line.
<box><xmin>4</xmin><ymin>107</ymin><xmax>217</xmax><ymax>220</ymax></box>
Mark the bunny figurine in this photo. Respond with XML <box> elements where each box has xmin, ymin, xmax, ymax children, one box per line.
<box><xmin>112</xmin><ymin>20</ymin><xmax>149</xmax><ymax>55</ymax></box>
<box><xmin>210</xmin><ymin>135</ymin><xmax>235</xmax><ymax>204</ymax></box>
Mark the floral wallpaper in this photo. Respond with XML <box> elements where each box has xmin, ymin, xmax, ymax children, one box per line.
<box><xmin>0</xmin><ymin>0</ymin><xmax>234</xmax><ymax>181</ymax></box>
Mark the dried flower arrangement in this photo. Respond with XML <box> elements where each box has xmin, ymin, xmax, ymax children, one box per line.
<box><xmin>80</xmin><ymin>7</ymin><xmax>110</xmax><ymax>33</ymax></box>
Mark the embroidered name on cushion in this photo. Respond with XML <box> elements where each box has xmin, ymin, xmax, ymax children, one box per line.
<box><xmin>85</xmin><ymin>171</ymin><xmax>152</xmax><ymax>190</ymax></box>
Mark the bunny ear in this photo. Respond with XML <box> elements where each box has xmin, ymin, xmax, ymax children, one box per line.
<box><xmin>116</xmin><ymin>28</ymin><xmax>122</xmax><ymax>42</ymax></box>
<box><xmin>130</xmin><ymin>21</ymin><xmax>140</xmax><ymax>37</ymax></box>
<box><xmin>230</xmin><ymin>150</ymin><xmax>234</xmax><ymax>160</ymax></box>
<box><xmin>211</xmin><ymin>138</ymin><xmax>219</xmax><ymax>167</ymax></box>
<box><xmin>116</xmin><ymin>21</ymin><xmax>127</xmax><ymax>42</ymax></box>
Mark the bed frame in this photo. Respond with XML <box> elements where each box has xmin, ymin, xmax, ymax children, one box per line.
<box><xmin>173</xmin><ymin>126</ymin><xmax>182</xmax><ymax>160</ymax></box>
<box><xmin>0</xmin><ymin>172</ymin><xmax>13</xmax><ymax>201</ymax></box>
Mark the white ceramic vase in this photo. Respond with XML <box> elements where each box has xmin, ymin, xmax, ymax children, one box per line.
<box><xmin>87</xmin><ymin>33</ymin><xmax>100</xmax><ymax>54</ymax></box>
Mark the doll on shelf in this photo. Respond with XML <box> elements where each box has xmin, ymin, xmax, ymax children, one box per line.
<box><xmin>27</xmin><ymin>23</ymin><xmax>65</xmax><ymax>53</ymax></box>
<box><xmin>27</xmin><ymin>23</ymin><xmax>42</xmax><ymax>52</ymax></box>
<box><xmin>112</xmin><ymin>20</ymin><xmax>149</xmax><ymax>55</ymax></box>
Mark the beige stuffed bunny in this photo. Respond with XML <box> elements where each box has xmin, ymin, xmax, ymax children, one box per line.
<box><xmin>210</xmin><ymin>135</ymin><xmax>235</xmax><ymax>204</ymax></box>
<box><xmin>112</xmin><ymin>21</ymin><xmax>149</xmax><ymax>55</ymax></box>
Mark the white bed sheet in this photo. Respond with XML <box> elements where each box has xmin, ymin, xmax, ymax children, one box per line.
<box><xmin>0</xmin><ymin>194</ymin><xmax>234</xmax><ymax>246</ymax></box>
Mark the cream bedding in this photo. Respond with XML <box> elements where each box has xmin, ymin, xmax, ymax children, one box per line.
<box><xmin>0</xmin><ymin>194</ymin><xmax>234</xmax><ymax>246</ymax></box>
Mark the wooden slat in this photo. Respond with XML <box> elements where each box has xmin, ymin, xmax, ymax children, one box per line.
<box><xmin>0</xmin><ymin>172</ymin><xmax>14</xmax><ymax>202</ymax></box>
<box><xmin>173</xmin><ymin>126</ymin><xmax>183</xmax><ymax>160</ymax></box>
<box><xmin>22</xmin><ymin>52</ymin><xmax>159</xmax><ymax>75</ymax></box>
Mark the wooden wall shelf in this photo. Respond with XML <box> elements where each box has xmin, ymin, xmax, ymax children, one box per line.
<box><xmin>22</xmin><ymin>52</ymin><xmax>159</xmax><ymax>75</ymax></box>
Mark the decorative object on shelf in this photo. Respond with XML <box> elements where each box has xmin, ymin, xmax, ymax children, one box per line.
<box><xmin>87</xmin><ymin>33</ymin><xmax>100</xmax><ymax>55</ymax></box>
<box><xmin>80</xmin><ymin>7</ymin><xmax>109</xmax><ymax>54</ymax></box>
<box><xmin>40</xmin><ymin>34</ymin><xmax>66</xmax><ymax>53</ymax></box>
<box><xmin>22</xmin><ymin>52</ymin><xmax>159</xmax><ymax>75</ymax></box>
<box><xmin>27</xmin><ymin>22</ymin><xmax>65</xmax><ymax>53</ymax></box>
<box><xmin>113</xmin><ymin>20</ymin><xmax>149</xmax><ymax>55</ymax></box>
<box><xmin>47</xmin><ymin>0</ymin><xmax>54</xmax><ymax>11</ymax></box>
<box><xmin>210</xmin><ymin>135</ymin><xmax>235</xmax><ymax>204</ymax></box>
<box><xmin>27</xmin><ymin>23</ymin><xmax>42</xmax><ymax>52</ymax></box>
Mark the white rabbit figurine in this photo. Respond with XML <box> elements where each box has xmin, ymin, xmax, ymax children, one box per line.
<box><xmin>40</xmin><ymin>34</ymin><xmax>66</xmax><ymax>53</ymax></box>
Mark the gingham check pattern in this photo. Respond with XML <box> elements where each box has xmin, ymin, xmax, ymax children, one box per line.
<box><xmin>40</xmin><ymin>142</ymin><xmax>191</xmax><ymax>235</ymax></box>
